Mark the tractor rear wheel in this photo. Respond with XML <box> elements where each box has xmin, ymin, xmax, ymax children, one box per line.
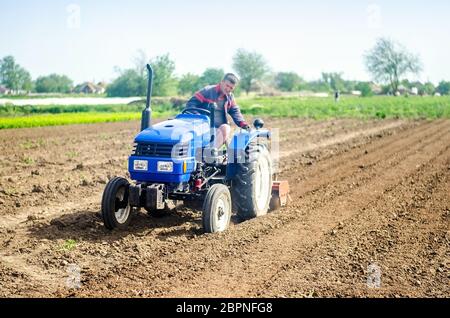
<box><xmin>101</xmin><ymin>177</ymin><xmax>132</xmax><ymax>230</ymax></box>
<box><xmin>232</xmin><ymin>144</ymin><xmax>273</xmax><ymax>220</ymax></box>
<box><xmin>202</xmin><ymin>184</ymin><xmax>232</xmax><ymax>233</ymax></box>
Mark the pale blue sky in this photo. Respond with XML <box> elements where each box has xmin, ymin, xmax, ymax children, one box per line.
<box><xmin>1</xmin><ymin>0</ymin><xmax>449</xmax><ymax>84</ymax></box>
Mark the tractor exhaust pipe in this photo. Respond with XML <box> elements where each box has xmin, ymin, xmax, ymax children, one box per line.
<box><xmin>141</xmin><ymin>64</ymin><xmax>153</xmax><ymax>131</ymax></box>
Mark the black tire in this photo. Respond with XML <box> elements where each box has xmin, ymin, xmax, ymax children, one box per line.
<box><xmin>101</xmin><ymin>177</ymin><xmax>132</xmax><ymax>230</ymax></box>
<box><xmin>232</xmin><ymin>144</ymin><xmax>273</xmax><ymax>220</ymax></box>
<box><xmin>202</xmin><ymin>184</ymin><xmax>232</xmax><ymax>233</ymax></box>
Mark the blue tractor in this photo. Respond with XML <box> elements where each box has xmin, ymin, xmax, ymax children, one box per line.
<box><xmin>101</xmin><ymin>65</ymin><xmax>288</xmax><ymax>233</ymax></box>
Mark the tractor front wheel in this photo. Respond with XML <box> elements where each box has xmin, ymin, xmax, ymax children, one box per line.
<box><xmin>202</xmin><ymin>184</ymin><xmax>232</xmax><ymax>233</ymax></box>
<box><xmin>101</xmin><ymin>177</ymin><xmax>132</xmax><ymax>230</ymax></box>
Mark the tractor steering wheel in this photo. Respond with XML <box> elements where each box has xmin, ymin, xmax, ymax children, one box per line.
<box><xmin>182</xmin><ymin>107</ymin><xmax>211</xmax><ymax>116</ymax></box>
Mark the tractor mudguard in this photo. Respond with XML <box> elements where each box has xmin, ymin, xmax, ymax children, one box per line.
<box><xmin>226</xmin><ymin>129</ymin><xmax>271</xmax><ymax>180</ymax></box>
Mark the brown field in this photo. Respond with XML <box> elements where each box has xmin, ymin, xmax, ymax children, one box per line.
<box><xmin>0</xmin><ymin>118</ymin><xmax>449</xmax><ymax>297</ymax></box>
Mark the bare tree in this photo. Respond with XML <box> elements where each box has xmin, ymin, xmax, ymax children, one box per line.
<box><xmin>133</xmin><ymin>49</ymin><xmax>149</xmax><ymax>78</ymax></box>
<box><xmin>364</xmin><ymin>38</ymin><xmax>422</xmax><ymax>94</ymax></box>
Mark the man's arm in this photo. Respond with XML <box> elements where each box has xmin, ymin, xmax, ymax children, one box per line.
<box><xmin>227</xmin><ymin>95</ymin><xmax>249</xmax><ymax>129</ymax></box>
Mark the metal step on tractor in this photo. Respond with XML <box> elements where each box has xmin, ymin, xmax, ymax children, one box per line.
<box><xmin>101</xmin><ymin>64</ymin><xmax>289</xmax><ymax>233</ymax></box>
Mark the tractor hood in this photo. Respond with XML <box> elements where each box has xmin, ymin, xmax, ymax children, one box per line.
<box><xmin>134</xmin><ymin>114</ymin><xmax>211</xmax><ymax>145</ymax></box>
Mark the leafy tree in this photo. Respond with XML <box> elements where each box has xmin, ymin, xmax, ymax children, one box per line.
<box><xmin>109</xmin><ymin>52</ymin><xmax>177</xmax><ymax>97</ymax></box>
<box><xmin>0</xmin><ymin>55</ymin><xmax>33</xmax><ymax>93</ymax></box>
<box><xmin>355</xmin><ymin>82</ymin><xmax>373</xmax><ymax>97</ymax></box>
<box><xmin>421</xmin><ymin>82</ymin><xmax>435</xmax><ymax>96</ymax></box>
<box><xmin>381</xmin><ymin>84</ymin><xmax>393</xmax><ymax>95</ymax></box>
<box><xmin>150</xmin><ymin>54</ymin><xmax>177</xmax><ymax>96</ymax></box>
<box><xmin>408</xmin><ymin>81</ymin><xmax>435</xmax><ymax>96</ymax></box>
<box><xmin>274</xmin><ymin>72</ymin><xmax>302</xmax><ymax>91</ymax></box>
<box><xmin>198</xmin><ymin>68</ymin><xmax>224</xmax><ymax>87</ymax></box>
<box><xmin>303</xmin><ymin>80</ymin><xmax>330</xmax><ymax>93</ymax></box>
<box><xmin>178</xmin><ymin>73</ymin><xmax>201</xmax><ymax>96</ymax></box>
<box><xmin>35</xmin><ymin>74</ymin><xmax>73</xmax><ymax>93</ymax></box>
<box><xmin>232</xmin><ymin>49</ymin><xmax>268</xmax><ymax>95</ymax></box>
<box><xmin>436</xmin><ymin>81</ymin><xmax>450</xmax><ymax>95</ymax></box>
<box><xmin>400</xmin><ymin>79</ymin><xmax>412</xmax><ymax>89</ymax></box>
<box><xmin>364</xmin><ymin>38</ymin><xmax>422</xmax><ymax>94</ymax></box>
<box><xmin>19</xmin><ymin>68</ymin><xmax>33</xmax><ymax>92</ymax></box>
<box><xmin>106</xmin><ymin>69</ymin><xmax>146</xmax><ymax>97</ymax></box>
<box><xmin>321</xmin><ymin>72</ymin><xmax>345</xmax><ymax>92</ymax></box>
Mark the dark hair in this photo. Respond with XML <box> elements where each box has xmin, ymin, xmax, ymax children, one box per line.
<box><xmin>223</xmin><ymin>73</ymin><xmax>239</xmax><ymax>84</ymax></box>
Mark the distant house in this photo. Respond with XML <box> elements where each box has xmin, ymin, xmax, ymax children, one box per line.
<box><xmin>397</xmin><ymin>85</ymin><xmax>408</xmax><ymax>95</ymax></box>
<box><xmin>96</xmin><ymin>82</ymin><xmax>108</xmax><ymax>94</ymax></box>
<box><xmin>394</xmin><ymin>85</ymin><xmax>420</xmax><ymax>96</ymax></box>
<box><xmin>369</xmin><ymin>82</ymin><xmax>383</xmax><ymax>95</ymax></box>
<box><xmin>0</xmin><ymin>85</ymin><xmax>10</xmax><ymax>95</ymax></box>
<box><xmin>74</xmin><ymin>82</ymin><xmax>105</xmax><ymax>94</ymax></box>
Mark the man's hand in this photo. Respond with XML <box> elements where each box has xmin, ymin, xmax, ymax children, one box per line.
<box><xmin>242</xmin><ymin>124</ymin><xmax>251</xmax><ymax>131</ymax></box>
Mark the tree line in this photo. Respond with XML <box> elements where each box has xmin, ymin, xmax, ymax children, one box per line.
<box><xmin>1</xmin><ymin>38</ymin><xmax>450</xmax><ymax>97</ymax></box>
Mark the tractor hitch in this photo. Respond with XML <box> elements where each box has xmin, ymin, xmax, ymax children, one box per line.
<box><xmin>129</xmin><ymin>183</ymin><xmax>165</xmax><ymax>210</ymax></box>
<box><xmin>270</xmin><ymin>180</ymin><xmax>290</xmax><ymax>210</ymax></box>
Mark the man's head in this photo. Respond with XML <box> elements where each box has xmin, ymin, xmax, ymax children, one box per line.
<box><xmin>220</xmin><ymin>73</ymin><xmax>239</xmax><ymax>95</ymax></box>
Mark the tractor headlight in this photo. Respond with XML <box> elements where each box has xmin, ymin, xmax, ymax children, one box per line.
<box><xmin>157</xmin><ymin>161</ymin><xmax>173</xmax><ymax>172</ymax></box>
<box><xmin>133</xmin><ymin>160</ymin><xmax>148</xmax><ymax>171</ymax></box>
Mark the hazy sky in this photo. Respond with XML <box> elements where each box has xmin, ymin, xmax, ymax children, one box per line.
<box><xmin>1</xmin><ymin>0</ymin><xmax>449</xmax><ymax>84</ymax></box>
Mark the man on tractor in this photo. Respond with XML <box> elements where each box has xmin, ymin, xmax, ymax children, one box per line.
<box><xmin>185</xmin><ymin>73</ymin><xmax>250</xmax><ymax>152</ymax></box>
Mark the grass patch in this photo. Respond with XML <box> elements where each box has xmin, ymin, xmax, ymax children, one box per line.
<box><xmin>0</xmin><ymin>104</ymin><xmax>143</xmax><ymax>116</ymax></box>
<box><xmin>0</xmin><ymin>93</ymin><xmax>108</xmax><ymax>99</ymax></box>
<box><xmin>0</xmin><ymin>99</ymin><xmax>175</xmax><ymax>116</ymax></box>
<box><xmin>22</xmin><ymin>156</ymin><xmax>35</xmax><ymax>165</ymax></box>
<box><xmin>0</xmin><ymin>111</ymin><xmax>172</xmax><ymax>129</ymax></box>
<box><xmin>60</xmin><ymin>239</ymin><xmax>77</xmax><ymax>251</ymax></box>
<box><xmin>20</xmin><ymin>138</ymin><xmax>46</xmax><ymax>149</ymax></box>
<box><xmin>0</xmin><ymin>96</ymin><xmax>448</xmax><ymax>129</ymax></box>
<box><xmin>238</xmin><ymin>96</ymin><xmax>450</xmax><ymax>119</ymax></box>
<box><xmin>65</xmin><ymin>151</ymin><xmax>79</xmax><ymax>159</ymax></box>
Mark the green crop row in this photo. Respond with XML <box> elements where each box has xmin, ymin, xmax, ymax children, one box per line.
<box><xmin>0</xmin><ymin>112</ymin><xmax>173</xmax><ymax>129</ymax></box>
<box><xmin>0</xmin><ymin>101</ymin><xmax>175</xmax><ymax>116</ymax></box>
<box><xmin>239</xmin><ymin>96</ymin><xmax>450</xmax><ymax>119</ymax></box>
<box><xmin>1</xmin><ymin>96</ymin><xmax>449</xmax><ymax>129</ymax></box>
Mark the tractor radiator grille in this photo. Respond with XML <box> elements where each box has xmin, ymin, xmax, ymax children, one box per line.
<box><xmin>133</xmin><ymin>143</ymin><xmax>188</xmax><ymax>158</ymax></box>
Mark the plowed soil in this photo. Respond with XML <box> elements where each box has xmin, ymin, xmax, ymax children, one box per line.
<box><xmin>0</xmin><ymin>118</ymin><xmax>448</xmax><ymax>298</ymax></box>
